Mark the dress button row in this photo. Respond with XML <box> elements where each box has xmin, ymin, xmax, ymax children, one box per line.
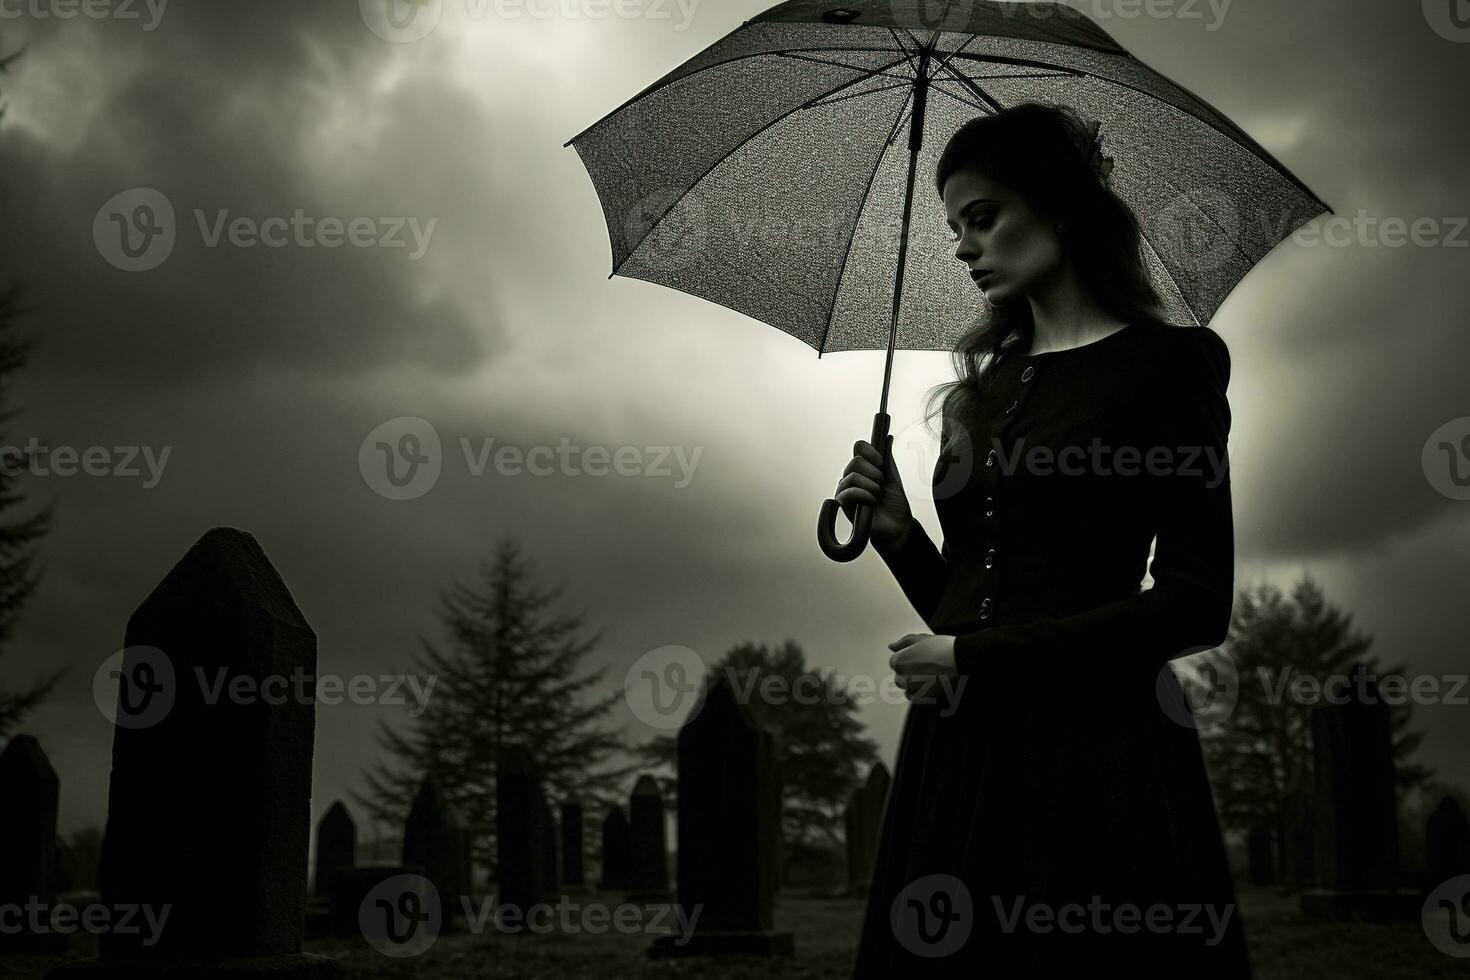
<box><xmin>1021</xmin><ymin>365</ymin><xmax>1035</xmax><ymax>382</ymax></box>
<box><xmin>979</xmin><ymin>597</ymin><xmax>993</xmax><ymax>619</ymax></box>
<box><xmin>986</xmin><ymin>449</ymin><xmax>997</xmax><ymax>467</ymax></box>
<box><xmin>984</xmin><ymin>548</ymin><xmax>996</xmax><ymax>569</ymax></box>
<box><xmin>985</xmin><ymin>496</ymin><xmax>995</xmax><ymax>518</ymax></box>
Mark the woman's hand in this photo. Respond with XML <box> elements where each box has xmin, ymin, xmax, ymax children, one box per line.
<box><xmin>888</xmin><ymin>632</ymin><xmax>957</xmax><ymax>702</ymax></box>
<box><xmin>835</xmin><ymin>434</ymin><xmax>914</xmax><ymax>550</ymax></box>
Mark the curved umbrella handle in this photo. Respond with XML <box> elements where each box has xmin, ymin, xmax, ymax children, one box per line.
<box><xmin>817</xmin><ymin>412</ymin><xmax>891</xmax><ymax>563</ymax></box>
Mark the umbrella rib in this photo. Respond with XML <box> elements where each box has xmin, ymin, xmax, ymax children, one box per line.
<box><xmin>808</xmin><ymin>80</ymin><xmax>915</xmax><ymax>111</ymax></box>
<box><xmin>773</xmin><ymin>51</ymin><xmax>916</xmax><ymax>81</ymax></box>
<box><xmin>613</xmin><ymin>51</ymin><xmax>917</xmax><ymax>278</ymax></box>
<box><xmin>935</xmin><ymin>60</ymin><xmax>1004</xmax><ymax>112</ymax></box>
<box><xmin>930</xmin><ymin>82</ymin><xmax>988</xmax><ymax>115</ymax></box>
<box><xmin>817</xmin><ymin>85</ymin><xmax>918</xmax><ymax>358</ymax></box>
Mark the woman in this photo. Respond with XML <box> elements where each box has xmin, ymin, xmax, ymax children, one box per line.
<box><xmin>836</xmin><ymin>102</ymin><xmax>1250</xmax><ymax>977</ymax></box>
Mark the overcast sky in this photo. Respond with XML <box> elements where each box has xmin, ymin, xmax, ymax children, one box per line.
<box><xmin>0</xmin><ymin>0</ymin><xmax>1466</xmax><ymax>841</ymax></box>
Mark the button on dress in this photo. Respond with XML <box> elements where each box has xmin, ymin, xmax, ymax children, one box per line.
<box><xmin>854</xmin><ymin>322</ymin><xmax>1251</xmax><ymax>977</ymax></box>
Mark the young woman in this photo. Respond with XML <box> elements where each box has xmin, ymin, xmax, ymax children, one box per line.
<box><xmin>835</xmin><ymin>102</ymin><xmax>1250</xmax><ymax>977</ymax></box>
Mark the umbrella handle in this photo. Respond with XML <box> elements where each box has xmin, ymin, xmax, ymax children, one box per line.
<box><xmin>817</xmin><ymin>412</ymin><xmax>891</xmax><ymax>563</ymax></box>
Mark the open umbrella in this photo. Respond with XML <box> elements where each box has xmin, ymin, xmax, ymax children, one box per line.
<box><xmin>564</xmin><ymin>0</ymin><xmax>1330</xmax><ymax>561</ymax></box>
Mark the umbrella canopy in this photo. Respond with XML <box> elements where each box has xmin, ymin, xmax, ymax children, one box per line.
<box><xmin>564</xmin><ymin>0</ymin><xmax>1330</xmax><ymax>355</ymax></box>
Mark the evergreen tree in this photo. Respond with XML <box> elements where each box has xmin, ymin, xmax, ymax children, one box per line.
<box><xmin>1194</xmin><ymin>575</ymin><xmax>1430</xmax><ymax>844</ymax></box>
<box><xmin>353</xmin><ymin>537</ymin><xmax>635</xmax><ymax>878</ymax></box>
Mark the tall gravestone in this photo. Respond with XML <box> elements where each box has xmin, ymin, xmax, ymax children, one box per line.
<box><xmin>651</xmin><ymin>676</ymin><xmax>792</xmax><ymax>957</ymax></box>
<box><xmin>627</xmin><ymin>775</ymin><xmax>670</xmax><ymax>899</ymax></box>
<box><xmin>1248</xmin><ymin>823</ymin><xmax>1275</xmax><ymax>886</ymax></box>
<box><xmin>1426</xmin><ymin>797</ymin><xmax>1470</xmax><ymax>885</ymax></box>
<box><xmin>844</xmin><ymin>762</ymin><xmax>890</xmax><ymax>897</ymax></box>
<box><xmin>1300</xmin><ymin>665</ymin><xmax>1419</xmax><ymax>920</ymax></box>
<box><xmin>1280</xmin><ymin>790</ymin><xmax>1316</xmax><ymax>888</ymax></box>
<box><xmin>47</xmin><ymin>527</ymin><xmax>341</xmax><ymax>977</ymax></box>
<box><xmin>561</xmin><ymin>801</ymin><xmax>586</xmax><ymax>888</ymax></box>
<box><xmin>402</xmin><ymin>775</ymin><xmax>472</xmax><ymax>925</ymax></box>
<box><xmin>314</xmin><ymin>801</ymin><xmax>356</xmax><ymax>898</ymax></box>
<box><xmin>0</xmin><ymin>735</ymin><xmax>66</xmax><ymax>952</ymax></box>
<box><xmin>497</xmin><ymin>744</ymin><xmax>550</xmax><ymax>921</ymax></box>
<box><xmin>600</xmin><ymin>807</ymin><xmax>630</xmax><ymax>890</ymax></box>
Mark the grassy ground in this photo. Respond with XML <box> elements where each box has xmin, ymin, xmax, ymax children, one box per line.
<box><xmin>7</xmin><ymin>886</ymin><xmax>1467</xmax><ymax>978</ymax></box>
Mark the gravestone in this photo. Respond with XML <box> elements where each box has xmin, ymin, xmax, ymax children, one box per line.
<box><xmin>844</xmin><ymin>762</ymin><xmax>891</xmax><ymax>897</ymax></box>
<box><xmin>651</xmin><ymin>675</ymin><xmax>792</xmax><ymax>957</ymax></box>
<box><xmin>561</xmin><ymin>801</ymin><xmax>586</xmax><ymax>888</ymax></box>
<box><xmin>627</xmin><ymin>775</ymin><xmax>670</xmax><ymax>899</ymax></box>
<box><xmin>314</xmin><ymin>801</ymin><xmax>356</xmax><ymax>897</ymax></box>
<box><xmin>0</xmin><ymin>735</ymin><xmax>67</xmax><ymax>952</ymax></box>
<box><xmin>497</xmin><ymin>744</ymin><xmax>551</xmax><ymax>921</ymax></box>
<box><xmin>537</xmin><ymin>793</ymin><xmax>559</xmax><ymax>896</ymax></box>
<box><xmin>1426</xmin><ymin>797</ymin><xmax>1470</xmax><ymax>885</ymax></box>
<box><xmin>600</xmin><ymin>807</ymin><xmax>630</xmax><ymax>890</ymax></box>
<box><xmin>47</xmin><ymin>527</ymin><xmax>341</xmax><ymax>977</ymax></box>
<box><xmin>1280</xmin><ymin>790</ymin><xmax>1316</xmax><ymax>888</ymax></box>
<box><xmin>1300</xmin><ymin>665</ymin><xmax>1419</xmax><ymax>920</ymax></box>
<box><xmin>402</xmin><ymin>774</ymin><xmax>473</xmax><ymax>925</ymax></box>
<box><xmin>1248</xmin><ymin>823</ymin><xmax>1275</xmax><ymax>886</ymax></box>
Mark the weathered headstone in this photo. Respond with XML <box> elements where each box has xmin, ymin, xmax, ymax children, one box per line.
<box><xmin>651</xmin><ymin>675</ymin><xmax>792</xmax><ymax>957</ymax></box>
<box><xmin>844</xmin><ymin>762</ymin><xmax>891</xmax><ymax>897</ymax></box>
<box><xmin>0</xmin><ymin>735</ymin><xmax>66</xmax><ymax>952</ymax></box>
<box><xmin>1248</xmin><ymin>823</ymin><xmax>1275</xmax><ymax>886</ymax></box>
<box><xmin>314</xmin><ymin>801</ymin><xmax>356</xmax><ymax>898</ymax></box>
<box><xmin>600</xmin><ymin>807</ymin><xmax>630</xmax><ymax>890</ymax></box>
<box><xmin>402</xmin><ymin>774</ymin><xmax>472</xmax><ymax>924</ymax></box>
<box><xmin>1279</xmin><ymin>790</ymin><xmax>1316</xmax><ymax>888</ymax></box>
<box><xmin>627</xmin><ymin>775</ymin><xmax>670</xmax><ymax>898</ymax></box>
<box><xmin>47</xmin><ymin>527</ymin><xmax>341</xmax><ymax>977</ymax></box>
<box><xmin>561</xmin><ymin>801</ymin><xmax>586</xmax><ymax>888</ymax></box>
<box><xmin>1426</xmin><ymin>797</ymin><xmax>1470</xmax><ymax>885</ymax></box>
<box><xmin>1300</xmin><ymin>665</ymin><xmax>1419</xmax><ymax>920</ymax></box>
<box><xmin>497</xmin><ymin>744</ymin><xmax>551</xmax><ymax>920</ymax></box>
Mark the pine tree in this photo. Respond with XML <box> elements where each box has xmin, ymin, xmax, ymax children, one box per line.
<box><xmin>1195</xmin><ymin>575</ymin><xmax>1430</xmax><ymax>841</ymax></box>
<box><xmin>0</xmin><ymin>283</ymin><xmax>62</xmax><ymax>737</ymax></box>
<box><xmin>353</xmin><ymin>537</ymin><xmax>635</xmax><ymax>879</ymax></box>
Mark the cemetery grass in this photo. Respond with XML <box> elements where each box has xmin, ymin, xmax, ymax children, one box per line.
<box><xmin>12</xmin><ymin>886</ymin><xmax>1461</xmax><ymax>978</ymax></box>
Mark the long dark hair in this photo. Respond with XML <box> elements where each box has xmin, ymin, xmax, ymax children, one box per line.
<box><xmin>923</xmin><ymin>101</ymin><xmax>1170</xmax><ymax>434</ymax></box>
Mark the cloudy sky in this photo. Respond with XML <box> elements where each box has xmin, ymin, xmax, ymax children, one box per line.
<box><xmin>0</xmin><ymin>0</ymin><xmax>1466</xmax><ymax>841</ymax></box>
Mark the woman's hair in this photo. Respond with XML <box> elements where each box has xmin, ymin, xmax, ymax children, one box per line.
<box><xmin>922</xmin><ymin>101</ymin><xmax>1169</xmax><ymax>435</ymax></box>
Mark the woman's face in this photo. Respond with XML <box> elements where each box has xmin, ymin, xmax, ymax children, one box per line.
<box><xmin>942</xmin><ymin>164</ymin><xmax>1065</xmax><ymax>307</ymax></box>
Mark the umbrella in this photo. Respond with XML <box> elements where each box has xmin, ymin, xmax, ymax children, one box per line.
<box><xmin>563</xmin><ymin>0</ymin><xmax>1330</xmax><ymax>561</ymax></box>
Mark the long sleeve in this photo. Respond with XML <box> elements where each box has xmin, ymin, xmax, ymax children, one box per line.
<box><xmin>952</xmin><ymin>326</ymin><xmax>1235</xmax><ymax>678</ymax></box>
<box><xmin>873</xmin><ymin>515</ymin><xmax>951</xmax><ymax>628</ymax></box>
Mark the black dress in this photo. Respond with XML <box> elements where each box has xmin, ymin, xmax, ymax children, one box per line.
<box><xmin>853</xmin><ymin>321</ymin><xmax>1251</xmax><ymax>977</ymax></box>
